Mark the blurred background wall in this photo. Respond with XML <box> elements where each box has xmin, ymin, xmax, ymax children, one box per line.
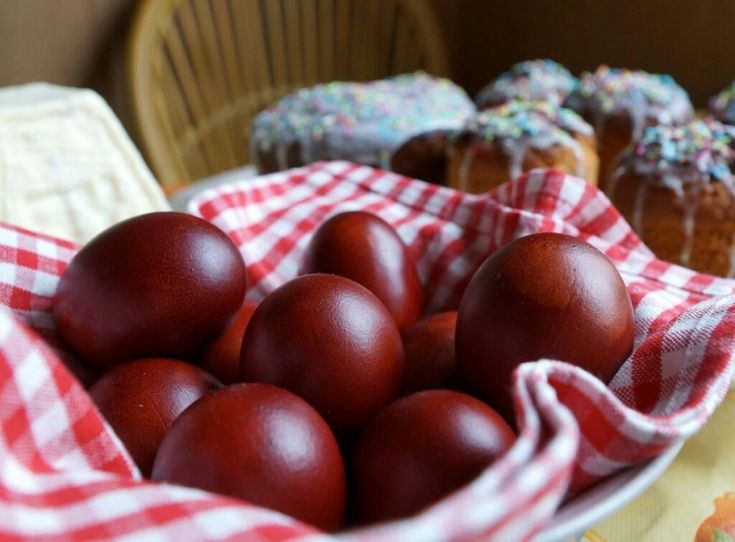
<box><xmin>0</xmin><ymin>0</ymin><xmax>136</xmax><ymax>122</ymax></box>
<box><xmin>1</xmin><ymin>0</ymin><xmax>732</xmax><ymax>134</ymax></box>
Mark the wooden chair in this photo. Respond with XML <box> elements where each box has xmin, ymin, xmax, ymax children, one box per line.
<box><xmin>127</xmin><ymin>0</ymin><xmax>451</xmax><ymax>190</ymax></box>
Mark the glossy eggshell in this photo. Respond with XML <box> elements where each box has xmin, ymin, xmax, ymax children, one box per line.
<box><xmin>456</xmin><ymin>232</ymin><xmax>635</xmax><ymax>421</ymax></box>
<box><xmin>53</xmin><ymin>212</ymin><xmax>247</xmax><ymax>368</ymax></box>
<box><xmin>240</xmin><ymin>273</ymin><xmax>404</xmax><ymax>432</ymax></box>
<box><xmin>201</xmin><ymin>300</ymin><xmax>258</xmax><ymax>384</ymax></box>
<box><xmin>151</xmin><ymin>383</ymin><xmax>346</xmax><ymax>531</ymax></box>
<box><xmin>89</xmin><ymin>358</ymin><xmax>221</xmax><ymax>477</ymax></box>
<box><xmin>300</xmin><ymin>211</ymin><xmax>423</xmax><ymax>330</ymax></box>
<box><xmin>400</xmin><ymin>311</ymin><xmax>458</xmax><ymax>394</ymax></box>
<box><xmin>352</xmin><ymin>389</ymin><xmax>515</xmax><ymax>523</ymax></box>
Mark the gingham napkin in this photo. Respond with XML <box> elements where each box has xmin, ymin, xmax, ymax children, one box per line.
<box><xmin>1</xmin><ymin>161</ymin><xmax>734</xmax><ymax>541</ymax></box>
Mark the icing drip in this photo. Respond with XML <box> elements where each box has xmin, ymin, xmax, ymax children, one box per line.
<box><xmin>710</xmin><ymin>80</ymin><xmax>735</xmax><ymax>126</ymax></box>
<box><xmin>565</xmin><ymin>66</ymin><xmax>693</xmax><ymax>139</ymax></box>
<box><xmin>607</xmin><ymin>165</ymin><xmax>625</xmax><ymax>201</ymax></box>
<box><xmin>613</xmin><ymin>119</ymin><xmax>735</xmax><ymax>268</ymax></box>
<box><xmin>457</xmin><ymin>145</ymin><xmax>477</xmax><ymax>192</ymax></box>
<box><xmin>679</xmin><ymin>178</ymin><xmax>702</xmax><ymax>264</ymax></box>
<box><xmin>249</xmin><ymin>136</ymin><xmax>260</xmax><ymax>172</ymax></box>
<box><xmin>502</xmin><ymin>138</ymin><xmax>527</xmax><ymax>179</ymax></box>
<box><xmin>570</xmin><ymin>138</ymin><xmax>585</xmax><ymax>177</ymax></box>
<box><xmin>251</xmin><ymin>72</ymin><xmax>475</xmax><ymax>169</ymax></box>
<box><xmin>476</xmin><ymin>59</ymin><xmax>578</xmax><ymax>107</ymax></box>
<box><xmin>458</xmin><ymin>100</ymin><xmax>593</xmax><ymax>180</ymax></box>
<box><xmin>276</xmin><ymin>141</ymin><xmax>289</xmax><ymax>171</ymax></box>
<box><xmin>632</xmin><ymin>181</ymin><xmax>647</xmax><ymax>234</ymax></box>
<box><xmin>297</xmin><ymin>115</ymin><xmax>326</xmax><ymax>165</ymax></box>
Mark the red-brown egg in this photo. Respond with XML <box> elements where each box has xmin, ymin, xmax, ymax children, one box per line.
<box><xmin>53</xmin><ymin>212</ymin><xmax>246</xmax><ymax>368</ymax></box>
<box><xmin>400</xmin><ymin>311</ymin><xmax>458</xmax><ymax>394</ymax></box>
<box><xmin>151</xmin><ymin>383</ymin><xmax>346</xmax><ymax>532</ymax></box>
<box><xmin>201</xmin><ymin>300</ymin><xmax>258</xmax><ymax>384</ymax></box>
<box><xmin>352</xmin><ymin>389</ymin><xmax>514</xmax><ymax>523</ymax></box>
<box><xmin>240</xmin><ymin>273</ymin><xmax>404</xmax><ymax>432</ymax></box>
<box><xmin>456</xmin><ymin>232</ymin><xmax>635</xmax><ymax>421</ymax></box>
<box><xmin>89</xmin><ymin>358</ymin><xmax>221</xmax><ymax>477</ymax></box>
<box><xmin>300</xmin><ymin>211</ymin><xmax>423</xmax><ymax>330</ymax></box>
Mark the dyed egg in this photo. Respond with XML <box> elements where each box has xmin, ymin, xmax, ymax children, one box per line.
<box><xmin>240</xmin><ymin>274</ymin><xmax>404</xmax><ymax>432</ymax></box>
<box><xmin>301</xmin><ymin>211</ymin><xmax>423</xmax><ymax>330</ymax></box>
<box><xmin>400</xmin><ymin>311</ymin><xmax>458</xmax><ymax>394</ymax></box>
<box><xmin>152</xmin><ymin>383</ymin><xmax>346</xmax><ymax>531</ymax></box>
<box><xmin>353</xmin><ymin>389</ymin><xmax>514</xmax><ymax>523</ymax></box>
<box><xmin>53</xmin><ymin>212</ymin><xmax>246</xmax><ymax>368</ymax></box>
<box><xmin>456</xmin><ymin>232</ymin><xmax>635</xmax><ymax>421</ymax></box>
<box><xmin>89</xmin><ymin>358</ymin><xmax>221</xmax><ymax>477</ymax></box>
<box><xmin>201</xmin><ymin>300</ymin><xmax>258</xmax><ymax>384</ymax></box>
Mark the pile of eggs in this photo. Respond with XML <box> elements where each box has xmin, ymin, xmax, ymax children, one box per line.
<box><xmin>53</xmin><ymin>210</ymin><xmax>634</xmax><ymax>531</ymax></box>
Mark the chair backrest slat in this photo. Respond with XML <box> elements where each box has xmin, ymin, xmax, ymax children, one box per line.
<box><xmin>301</xmin><ymin>0</ymin><xmax>319</xmax><ymax>86</ymax></box>
<box><xmin>317</xmin><ymin>0</ymin><xmax>335</xmax><ymax>81</ymax></box>
<box><xmin>334</xmin><ymin>0</ymin><xmax>352</xmax><ymax>79</ymax></box>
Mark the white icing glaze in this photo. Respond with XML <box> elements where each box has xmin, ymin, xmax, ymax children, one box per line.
<box><xmin>249</xmin><ymin>136</ymin><xmax>261</xmax><ymax>172</ymax></box>
<box><xmin>251</xmin><ymin>72</ymin><xmax>475</xmax><ymax>171</ymax></box>
<box><xmin>457</xmin><ymin>145</ymin><xmax>477</xmax><ymax>192</ymax></box>
<box><xmin>503</xmin><ymin>138</ymin><xmax>526</xmax><ymax>179</ymax></box>
<box><xmin>276</xmin><ymin>140</ymin><xmax>289</xmax><ymax>171</ymax></box>
<box><xmin>612</xmin><ymin>120</ymin><xmax>735</xmax><ymax>268</ymax></box>
<box><xmin>607</xmin><ymin>165</ymin><xmax>625</xmax><ymax>201</ymax></box>
<box><xmin>456</xmin><ymin>101</ymin><xmax>591</xmax><ymax>184</ymax></box>
<box><xmin>678</xmin><ymin>179</ymin><xmax>702</xmax><ymax>265</ymax></box>
<box><xmin>632</xmin><ymin>181</ymin><xmax>647</xmax><ymax>235</ymax></box>
<box><xmin>566</xmin><ymin>66</ymin><xmax>694</xmax><ymax>141</ymax></box>
<box><xmin>476</xmin><ymin>59</ymin><xmax>578</xmax><ymax>107</ymax></box>
<box><xmin>710</xmin><ymin>80</ymin><xmax>735</xmax><ymax>126</ymax></box>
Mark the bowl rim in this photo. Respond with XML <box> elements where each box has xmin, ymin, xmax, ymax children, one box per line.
<box><xmin>536</xmin><ymin>440</ymin><xmax>684</xmax><ymax>542</ymax></box>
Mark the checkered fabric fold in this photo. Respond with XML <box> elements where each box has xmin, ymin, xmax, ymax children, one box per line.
<box><xmin>1</xmin><ymin>161</ymin><xmax>734</xmax><ymax>541</ymax></box>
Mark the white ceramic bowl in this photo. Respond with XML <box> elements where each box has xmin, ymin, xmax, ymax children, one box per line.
<box><xmin>536</xmin><ymin>442</ymin><xmax>684</xmax><ymax>542</ymax></box>
<box><xmin>169</xmin><ymin>166</ymin><xmax>258</xmax><ymax>211</ymax></box>
<box><xmin>172</xmin><ymin>167</ymin><xmax>685</xmax><ymax>542</ymax></box>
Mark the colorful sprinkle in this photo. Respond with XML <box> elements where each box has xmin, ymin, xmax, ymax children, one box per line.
<box><xmin>620</xmin><ymin>119</ymin><xmax>735</xmax><ymax>183</ymax></box>
<box><xmin>251</xmin><ymin>72</ymin><xmax>475</xmax><ymax>167</ymax></box>
<box><xmin>565</xmin><ymin>66</ymin><xmax>693</xmax><ymax>126</ymax></box>
<box><xmin>462</xmin><ymin>100</ymin><xmax>592</xmax><ymax>142</ymax></box>
<box><xmin>710</xmin><ymin>81</ymin><xmax>735</xmax><ymax>125</ymax></box>
<box><xmin>476</xmin><ymin>59</ymin><xmax>577</xmax><ymax>107</ymax></box>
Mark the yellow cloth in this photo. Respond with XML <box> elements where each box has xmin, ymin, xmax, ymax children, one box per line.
<box><xmin>581</xmin><ymin>392</ymin><xmax>735</xmax><ymax>542</ymax></box>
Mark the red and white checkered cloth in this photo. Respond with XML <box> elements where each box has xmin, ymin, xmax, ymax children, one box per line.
<box><xmin>1</xmin><ymin>161</ymin><xmax>734</xmax><ymax>541</ymax></box>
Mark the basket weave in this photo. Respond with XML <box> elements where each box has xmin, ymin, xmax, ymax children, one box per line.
<box><xmin>127</xmin><ymin>0</ymin><xmax>450</xmax><ymax>190</ymax></box>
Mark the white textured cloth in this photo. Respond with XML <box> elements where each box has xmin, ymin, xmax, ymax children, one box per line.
<box><xmin>0</xmin><ymin>83</ymin><xmax>169</xmax><ymax>243</ymax></box>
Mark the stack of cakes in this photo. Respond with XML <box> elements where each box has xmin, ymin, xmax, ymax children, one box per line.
<box><xmin>250</xmin><ymin>63</ymin><xmax>735</xmax><ymax>278</ymax></box>
<box><xmin>564</xmin><ymin>66</ymin><xmax>694</xmax><ymax>190</ymax></box>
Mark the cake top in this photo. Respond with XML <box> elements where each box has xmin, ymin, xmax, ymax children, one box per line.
<box><xmin>476</xmin><ymin>59</ymin><xmax>577</xmax><ymax>108</ymax></box>
<box><xmin>461</xmin><ymin>100</ymin><xmax>593</xmax><ymax>143</ymax></box>
<box><xmin>709</xmin><ymin>81</ymin><xmax>735</xmax><ymax>125</ymax></box>
<box><xmin>565</xmin><ymin>66</ymin><xmax>693</xmax><ymax>133</ymax></box>
<box><xmin>618</xmin><ymin>119</ymin><xmax>735</xmax><ymax>183</ymax></box>
<box><xmin>251</xmin><ymin>72</ymin><xmax>475</xmax><ymax>167</ymax></box>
